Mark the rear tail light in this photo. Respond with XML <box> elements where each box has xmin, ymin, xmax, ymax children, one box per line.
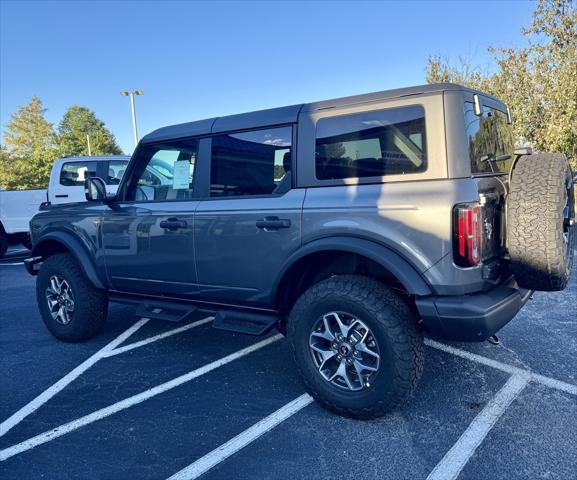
<box><xmin>453</xmin><ymin>203</ymin><xmax>482</xmax><ymax>267</ymax></box>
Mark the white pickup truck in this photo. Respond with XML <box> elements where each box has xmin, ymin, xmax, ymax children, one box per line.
<box><xmin>0</xmin><ymin>155</ymin><xmax>130</xmax><ymax>258</ymax></box>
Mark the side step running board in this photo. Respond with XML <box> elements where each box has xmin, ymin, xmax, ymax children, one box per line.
<box><xmin>213</xmin><ymin>310</ymin><xmax>279</xmax><ymax>335</ymax></box>
<box><xmin>136</xmin><ymin>302</ymin><xmax>198</xmax><ymax>322</ymax></box>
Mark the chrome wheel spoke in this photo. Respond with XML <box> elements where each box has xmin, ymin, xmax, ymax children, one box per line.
<box><xmin>355</xmin><ymin>341</ymin><xmax>380</xmax><ymax>360</ymax></box>
<box><xmin>310</xmin><ymin>343</ymin><xmax>330</xmax><ymax>355</ymax></box>
<box><xmin>318</xmin><ymin>351</ymin><xmax>337</xmax><ymax>371</ymax></box>
<box><xmin>354</xmin><ymin>359</ymin><xmax>378</xmax><ymax>373</ymax></box>
<box><xmin>46</xmin><ymin>286</ymin><xmax>58</xmax><ymax>297</ymax></box>
<box><xmin>332</xmin><ymin>312</ymin><xmax>354</xmax><ymax>338</ymax></box>
<box><xmin>50</xmin><ymin>277</ymin><xmax>61</xmax><ymax>294</ymax></box>
<box><xmin>47</xmin><ymin>298</ymin><xmax>59</xmax><ymax>309</ymax></box>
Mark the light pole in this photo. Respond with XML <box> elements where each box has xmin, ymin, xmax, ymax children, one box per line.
<box><xmin>120</xmin><ymin>90</ymin><xmax>143</xmax><ymax>147</ymax></box>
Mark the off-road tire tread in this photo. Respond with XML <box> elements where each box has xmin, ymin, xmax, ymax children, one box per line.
<box><xmin>288</xmin><ymin>275</ymin><xmax>424</xmax><ymax>419</ymax></box>
<box><xmin>507</xmin><ymin>153</ymin><xmax>574</xmax><ymax>291</ymax></box>
<box><xmin>37</xmin><ymin>253</ymin><xmax>108</xmax><ymax>342</ymax></box>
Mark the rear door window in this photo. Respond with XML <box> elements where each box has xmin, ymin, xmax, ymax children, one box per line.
<box><xmin>59</xmin><ymin>161</ymin><xmax>98</xmax><ymax>186</ymax></box>
<box><xmin>107</xmin><ymin>160</ymin><xmax>129</xmax><ymax>185</ymax></box>
<box><xmin>315</xmin><ymin>106</ymin><xmax>427</xmax><ymax>180</ymax></box>
<box><xmin>210</xmin><ymin>126</ymin><xmax>292</xmax><ymax>197</ymax></box>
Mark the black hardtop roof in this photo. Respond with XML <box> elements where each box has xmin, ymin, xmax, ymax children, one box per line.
<box><xmin>141</xmin><ymin>83</ymin><xmax>485</xmax><ymax>144</ymax></box>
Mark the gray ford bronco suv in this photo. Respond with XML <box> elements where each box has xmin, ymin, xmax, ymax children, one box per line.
<box><xmin>26</xmin><ymin>83</ymin><xmax>575</xmax><ymax>419</ymax></box>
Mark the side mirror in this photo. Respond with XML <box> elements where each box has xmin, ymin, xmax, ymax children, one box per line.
<box><xmin>85</xmin><ymin>177</ymin><xmax>107</xmax><ymax>201</ymax></box>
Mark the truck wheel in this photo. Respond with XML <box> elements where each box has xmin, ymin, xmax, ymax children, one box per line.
<box><xmin>287</xmin><ymin>275</ymin><xmax>424</xmax><ymax>419</ymax></box>
<box><xmin>507</xmin><ymin>153</ymin><xmax>575</xmax><ymax>291</ymax></box>
<box><xmin>36</xmin><ymin>253</ymin><xmax>108</xmax><ymax>342</ymax></box>
<box><xmin>0</xmin><ymin>229</ymin><xmax>8</xmax><ymax>259</ymax></box>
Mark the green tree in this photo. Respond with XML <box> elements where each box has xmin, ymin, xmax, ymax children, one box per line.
<box><xmin>426</xmin><ymin>0</ymin><xmax>577</xmax><ymax>170</ymax></box>
<box><xmin>0</xmin><ymin>96</ymin><xmax>58</xmax><ymax>189</ymax></box>
<box><xmin>57</xmin><ymin>106</ymin><xmax>122</xmax><ymax>157</ymax></box>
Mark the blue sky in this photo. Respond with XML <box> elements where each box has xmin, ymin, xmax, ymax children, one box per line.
<box><xmin>1</xmin><ymin>0</ymin><xmax>535</xmax><ymax>154</ymax></box>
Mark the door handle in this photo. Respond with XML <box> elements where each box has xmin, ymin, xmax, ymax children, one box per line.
<box><xmin>55</xmin><ymin>194</ymin><xmax>68</xmax><ymax>198</ymax></box>
<box><xmin>256</xmin><ymin>216</ymin><xmax>291</xmax><ymax>230</ymax></box>
<box><xmin>160</xmin><ymin>218</ymin><xmax>188</xmax><ymax>230</ymax></box>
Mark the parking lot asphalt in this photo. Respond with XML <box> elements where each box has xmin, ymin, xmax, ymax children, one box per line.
<box><xmin>1</xmin><ymin>245</ymin><xmax>576</xmax><ymax>480</ymax></box>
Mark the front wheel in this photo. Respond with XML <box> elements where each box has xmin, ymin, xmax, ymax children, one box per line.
<box><xmin>37</xmin><ymin>253</ymin><xmax>108</xmax><ymax>342</ymax></box>
<box><xmin>287</xmin><ymin>275</ymin><xmax>424</xmax><ymax>419</ymax></box>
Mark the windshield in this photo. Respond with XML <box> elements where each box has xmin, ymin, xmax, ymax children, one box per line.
<box><xmin>149</xmin><ymin>157</ymin><xmax>174</xmax><ymax>180</ymax></box>
<box><xmin>464</xmin><ymin>102</ymin><xmax>515</xmax><ymax>175</ymax></box>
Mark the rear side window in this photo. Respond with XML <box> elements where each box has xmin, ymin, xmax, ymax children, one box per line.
<box><xmin>465</xmin><ymin>102</ymin><xmax>515</xmax><ymax>174</ymax></box>
<box><xmin>210</xmin><ymin>126</ymin><xmax>292</xmax><ymax>197</ymax></box>
<box><xmin>315</xmin><ymin>106</ymin><xmax>427</xmax><ymax>180</ymax></box>
<box><xmin>107</xmin><ymin>160</ymin><xmax>129</xmax><ymax>185</ymax></box>
<box><xmin>60</xmin><ymin>162</ymin><xmax>98</xmax><ymax>186</ymax></box>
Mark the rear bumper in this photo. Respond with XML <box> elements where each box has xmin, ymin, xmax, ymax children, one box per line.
<box><xmin>415</xmin><ymin>278</ymin><xmax>533</xmax><ymax>342</ymax></box>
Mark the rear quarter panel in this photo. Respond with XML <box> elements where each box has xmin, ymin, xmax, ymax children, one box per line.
<box><xmin>302</xmin><ymin>179</ymin><xmax>480</xmax><ymax>275</ymax></box>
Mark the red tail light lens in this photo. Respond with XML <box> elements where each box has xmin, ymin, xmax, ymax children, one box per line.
<box><xmin>453</xmin><ymin>203</ymin><xmax>482</xmax><ymax>267</ymax></box>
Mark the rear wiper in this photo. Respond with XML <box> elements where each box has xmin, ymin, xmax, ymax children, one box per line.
<box><xmin>480</xmin><ymin>153</ymin><xmax>511</xmax><ymax>163</ymax></box>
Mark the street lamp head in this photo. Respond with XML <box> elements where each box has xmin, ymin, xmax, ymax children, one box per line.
<box><xmin>120</xmin><ymin>90</ymin><xmax>143</xmax><ymax>96</ymax></box>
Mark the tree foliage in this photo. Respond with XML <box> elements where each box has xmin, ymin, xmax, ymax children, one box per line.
<box><xmin>1</xmin><ymin>99</ymin><xmax>123</xmax><ymax>190</ymax></box>
<box><xmin>58</xmin><ymin>106</ymin><xmax>122</xmax><ymax>157</ymax></box>
<box><xmin>426</xmin><ymin>0</ymin><xmax>577</xmax><ymax>170</ymax></box>
<box><xmin>0</xmin><ymin>96</ymin><xmax>58</xmax><ymax>190</ymax></box>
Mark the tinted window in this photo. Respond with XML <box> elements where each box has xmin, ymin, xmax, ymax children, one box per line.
<box><xmin>465</xmin><ymin>102</ymin><xmax>515</xmax><ymax>174</ymax></box>
<box><xmin>125</xmin><ymin>139</ymin><xmax>198</xmax><ymax>201</ymax></box>
<box><xmin>107</xmin><ymin>160</ymin><xmax>129</xmax><ymax>185</ymax></box>
<box><xmin>60</xmin><ymin>161</ymin><xmax>98</xmax><ymax>186</ymax></box>
<box><xmin>315</xmin><ymin>106</ymin><xmax>427</xmax><ymax>180</ymax></box>
<box><xmin>210</xmin><ymin>126</ymin><xmax>292</xmax><ymax>197</ymax></box>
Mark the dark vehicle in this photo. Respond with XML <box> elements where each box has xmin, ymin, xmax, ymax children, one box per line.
<box><xmin>26</xmin><ymin>83</ymin><xmax>575</xmax><ymax>419</ymax></box>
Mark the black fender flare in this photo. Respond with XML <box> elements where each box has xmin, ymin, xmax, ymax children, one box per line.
<box><xmin>31</xmin><ymin>231</ymin><xmax>106</xmax><ymax>290</ymax></box>
<box><xmin>272</xmin><ymin>236</ymin><xmax>433</xmax><ymax>298</ymax></box>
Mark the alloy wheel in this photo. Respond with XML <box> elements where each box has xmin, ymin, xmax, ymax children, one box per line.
<box><xmin>309</xmin><ymin>311</ymin><xmax>380</xmax><ymax>392</ymax></box>
<box><xmin>45</xmin><ymin>275</ymin><xmax>75</xmax><ymax>325</ymax></box>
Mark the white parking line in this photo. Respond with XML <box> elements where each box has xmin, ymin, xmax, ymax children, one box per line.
<box><xmin>426</xmin><ymin>374</ymin><xmax>529</xmax><ymax>480</ymax></box>
<box><xmin>425</xmin><ymin>339</ymin><xmax>577</xmax><ymax>396</ymax></box>
<box><xmin>0</xmin><ymin>319</ymin><xmax>149</xmax><ymax>437</ymax></box>
<box><xmin>0</xmin><ymin>334</ymin><xmax>283</xmax><ymax>461</ymax></box>
<box><xmin>103</xmin><ymin>316</ymin><xmax>214</xmax><ymax>358</ymax></box>
<box><xmin>167</xmin><ymin>393</ymin><xmax>314</xmax><ymax>480</ymax></box>
<box><xmin>0</xmin><ymin>262</ymin><xmax>24</xmax><ymax>266</ymax></box>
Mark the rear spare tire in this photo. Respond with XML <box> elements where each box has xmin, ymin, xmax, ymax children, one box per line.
<box><xmin>507</xmin><ymin>153</ymin><xmax>575</xmax><ymax>291</ymax></box>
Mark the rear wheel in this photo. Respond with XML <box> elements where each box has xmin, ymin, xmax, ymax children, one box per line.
<box><xmin>287</xmin><ymin>275</ymin><xmax>424</xmax><ymax>419</ymax></box>
<box><xmin>507</xmin><ymin>153</ymin><xmax>575</xmax><ymax>291</ymax></box>
<box><xmin>37</xmin><ymin>253</ymin><xmax>108</xmax><ymax>342</ymax></box>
